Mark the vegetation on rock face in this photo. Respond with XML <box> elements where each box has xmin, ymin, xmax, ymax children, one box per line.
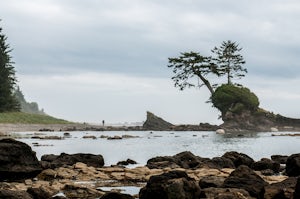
<box><xmin>14</xmin><ymin>87</ymin><xmax>45</xmax><ymax>115</ymax></box>
<box><xmin>211</xmin><ymin>84</ymin><xmax>259</xmax><ymax>116</ymax></box>
<box><xmin>0</xmin><ymin>23</ymin><xmax>20</xmax><ymax>112</ymax></box>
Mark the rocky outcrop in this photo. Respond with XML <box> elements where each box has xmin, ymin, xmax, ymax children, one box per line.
<box><xmin>221</xmin><ymin>109</ymin><xmax>300</xmax><ymax>132</ymax></box>
<box><xmin>40</xmin><ymin>153</ymin><xmax>104</xmax><ymax>169</ymax></box>
<box><xmin>139</xmin><ymin>170</ymin><xmax>201</xmax><ymax>199</ymax></box>
<box><xmin>286</xmin><ymin>153</ymin><xmax>300</xmax><ymax>176</ymax></box>
<box><xmin>0</xmin><ymin>138</ymin><xmax>42</xmax><ymax>181</ymax></box>
<box><xmin>223</xmin><ymin>165</ymin><xmax>268</xmax><ymax>199</ymax></box>
<box><xmin>142</xmin><ymin>111</ymin><xmax>174</xmax><ymax>130</ymax></box>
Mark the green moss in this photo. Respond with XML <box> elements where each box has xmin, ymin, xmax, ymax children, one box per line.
<box><xmin>211</xmin><ymin>84</ymin><xmax>259</xmax><ymax>115</ymax></box>
<box><xmin>0</xmin><ymin>112</ymin><xmax>72</xmax><ymax>124</ymax></box>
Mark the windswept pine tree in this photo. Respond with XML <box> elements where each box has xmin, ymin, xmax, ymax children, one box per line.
<box><xmin>0</xmin><ymin>23</ymin><xmax>20</xmax><ymax>112</ymax></box>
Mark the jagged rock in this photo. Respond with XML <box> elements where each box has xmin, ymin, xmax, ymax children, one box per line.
<box><xmin>286</xmin><ymin>153</ymin><xmax>300</xmax><ymax>176</ymax></box>
<box><xmin>139</xmin><ymin>170</ymin><xmax>200</xmax><ymax>199</ymax></box>
<box><xmin>271</xmin><ymin>155</ymin><xmax>288</xmax><ymax>164</ymax></box>
<box><xmin>223</xmin><ymin>165</ymin><xmax>268</xmax><ymax>199</ymax></box>
<box><xmin>142</xmin><ymin>111</ymin><xmax>173</xmax><ymax>130</ymax></box>
<box><xmin>0</xmin><ymin>138</ymin><xmax>42</xmax><ymax>181</ymax></box>
<box><xmin>252</xmin><ymin>158</ymin><xmax>280</xmax><ymax>173</ymax></box>
<box><xmin>41</xmin><ymin>153</ymin><xmax>104</xmax><ymax>169</ymax></box>
<box><xmin>100</xmin><ymin>192</ymin><xmax>134</xmax><ymax>199</ymax></box>
<box><xmin>222</xmin><ymin>151</ymin><xmax>254</xmax><ymax>167</ymax></box>
<box><xmin>264</xmin><ymin>177</ymin><xmax>297</xmax><ymax>199</ymax></box>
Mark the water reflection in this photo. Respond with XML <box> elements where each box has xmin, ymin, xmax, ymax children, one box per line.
<box><xmin>9</xmin><ymin>130</ymin><xmax>300</xmax><ymax>165</ymax></box>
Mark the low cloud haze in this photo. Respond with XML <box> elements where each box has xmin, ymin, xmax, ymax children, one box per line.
<box><xmin>1</xmin><ymin>0</ymin><xmax>300</xmax><ymax>124</ymax></box>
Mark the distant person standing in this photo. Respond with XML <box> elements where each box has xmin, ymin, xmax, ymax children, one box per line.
<box><xmin>102</xmin><ymin>120</ymin><xmax>105</xmax><ymax>126</ymax></box>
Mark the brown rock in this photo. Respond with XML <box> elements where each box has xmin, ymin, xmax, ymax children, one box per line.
<box><xmin>223</xmin><ymin>165</ymin><xmax>268</xmax><ymax>199</ymax></box>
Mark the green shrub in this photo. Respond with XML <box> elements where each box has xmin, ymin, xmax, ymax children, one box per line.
<box><xmin>211</xmin><ymin>84</ymin><xmax>259</xmax><ymax>115</ymax></box>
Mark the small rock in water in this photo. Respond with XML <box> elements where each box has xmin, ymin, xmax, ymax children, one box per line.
<box><xmin>216</xmin><ymin>129</ymin><xmax>225</xmax><ymax>134</ymax></box>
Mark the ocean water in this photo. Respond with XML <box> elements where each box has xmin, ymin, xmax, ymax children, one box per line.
<box><xmin>14</xmin><ymin>131</ymin><xmax>300</xmax><ymax>166</ymax></box>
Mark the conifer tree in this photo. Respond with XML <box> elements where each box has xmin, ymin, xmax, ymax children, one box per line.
<box><xmin>0</xmin><ymin>24</ymin><xmax>20</xmax><ymax>112</ymax></box>
<box><xmin>211</xmin><ymin>40</ymin><xmax>247</xmax><ymax>84</ymax></box>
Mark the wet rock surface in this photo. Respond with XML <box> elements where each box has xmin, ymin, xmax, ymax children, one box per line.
<box><xmin>0</xmin><ymin>138</ymin><xmax>42</xmax><ymax>181</ymax></box>
<box><xmin>41</xmin><ymin>153</ymin><xmax>104</xmax><ymax>169</ymax></box>
<box><xmin>139</xmin><ymin>170</ymin><xmax>201</xmax><ymax>199</ymax></box>
<box><xmin>222</xmin><ymin>151</ymin><xmax>254</xmax><ymax>167</ymax></box>
<box><xmin>286</xmin><ymin>153</ymin><xmax>300</xmax><ymax>177</ymax></box>
<box><xmin>223</xmin><ymin>165</ymin><xmax>268</xmax><ymax>199</ymax></box>
<box><xmin>1</xmin><ymin>139</ymin><xmax>300</xmax><ymax>199</ymax></box>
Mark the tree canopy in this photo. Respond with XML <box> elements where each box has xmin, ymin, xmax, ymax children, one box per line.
<box><xmin>168</xmin><ymin>40</ymin><xmax>247</xmax><ymax>95</ymax></box>
<box><xmin>168</xmin><ymin>51</ymin><xmax>217</xmax><ymax>95</ymax></box>
<box><xmin>211</xmin><ymin>40</ymin><xmax>247</xmax><ymax>84</ymax></box>
<box><xmin>0</xmin><ymin>24</ymin><xmax>20</xmax><ymax>112</ymax></box>
<box><xmin>168</xmin><ymin>40</ymin><xmax>257</xmax><ymax>118</ymax></box>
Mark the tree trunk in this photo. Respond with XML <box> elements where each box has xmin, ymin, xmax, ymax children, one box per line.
<box><xmin>198</xmin><ymin>73</ymin><xmax>214</xmax><ymax>95</ymax></box>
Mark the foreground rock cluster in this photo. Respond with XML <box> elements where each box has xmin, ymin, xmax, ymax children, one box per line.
<box><xmin>0</xmin><ymin>138</ymin><xmax>300</xmax><ymax>198</ymax></box>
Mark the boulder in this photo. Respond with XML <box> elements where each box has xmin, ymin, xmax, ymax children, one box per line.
<box><xmin>222</xmin><ymin>151</ymin><xmax>254</xmax><ymax>167</ymax></box>
<box><xmin>146</xmin><ymin>151</ymin><xmax>205</xmax><ymax>169</ymax></box>
<box><xmin>0</xmin><ymin>189</ymin><xmax>33</xmax><ymax>199</ymax></box>
<box><xmin>264</xmin><ymin>177</ymin><xmax>297</xmax><ymax>199</ymax></box>
<box><xmin>100</xmin><ymin>192</ymin><xmax>134</xmax><ymax>199</ymax></box>
<box><xmin>146</xmin><ymin>156</ymin><xmax>178</xmax><ymax>169</ymax></box>
<box><xmin>173</xmin><ymin>151</ymin><xmax>205</xmax><ymax>169</ymax></box>
<box><xmin>286</xmin><ymin>153</ymin><xmax>300</xmax><ymax>176</ymax></box>
<box><xmin>223</xmin><ymin>165</ymin><xmax>268</xmax><ymax>199</ymax></box>
<box><xmin>139</xmin><ymin>170</ymin><xmax>201</xmax><ymax>199</ymax></box>
<box><xmin>41</xmin><ymin>153</ymin><xmax>104</xmax><ymax>169</ymax></box>
<box><xmin>252</xmin><ymin>158</ymin><xmax>280</xmax><ymax>173</ymax></box>
<box><xmin>201</xmin><ymin>157</ymin><xmax>235</xmax><ymax>169</ymax></box>
<box><xmin>0</xmin><ymin>138</ymin><xmax>42</xmax><ymax>181</ymax></box>
<box><xmin>271</xmin><ymin>155</ymin><xmax>288</xmax><ymax>164</ymax></box>
<box><xmin>142</xmin><ymin>111</ymin><xmax>173</xmax><ymax>130</ymax></box>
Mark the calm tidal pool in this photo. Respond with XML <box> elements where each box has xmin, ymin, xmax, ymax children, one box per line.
<box><xmin>14</xmin><ymin>131</ymin><xmax>300</xmax><ymax>166</ymax></box>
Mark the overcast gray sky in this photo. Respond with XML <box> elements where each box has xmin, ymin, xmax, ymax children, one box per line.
<box><xmin>1</xmin><ymin>0</ymin><xmax>300</xmax><ymax>124</ymax></box>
